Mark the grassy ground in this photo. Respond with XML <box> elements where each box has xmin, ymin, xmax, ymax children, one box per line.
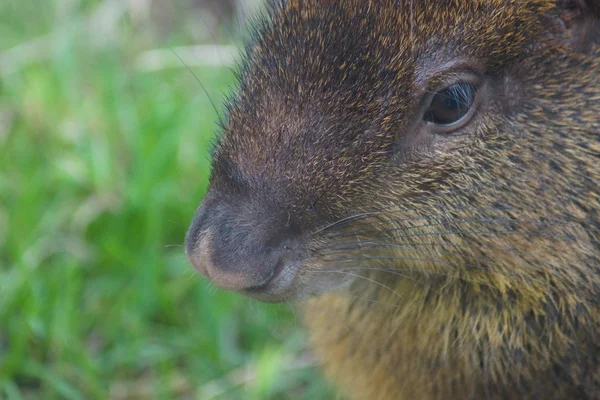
<box><xmin>0</xmin><ymin>1</ymin><xmax>337</xmax><ymax>398</ymax></box>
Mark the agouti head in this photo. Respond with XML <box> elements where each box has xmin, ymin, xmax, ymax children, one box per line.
<box><xmin>185</xmin><ymin>0</ymin><xmax>600</xmax><ymax>303</ymax></box>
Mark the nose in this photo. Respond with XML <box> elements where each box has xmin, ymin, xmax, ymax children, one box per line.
<box><xmin>185</xmin><ymin>199</ymin><xmax>302</xmax><ymax>292</ymax></box>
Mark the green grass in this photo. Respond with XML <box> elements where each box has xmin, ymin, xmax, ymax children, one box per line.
<box><xmin>0</xmin><ymin>1</ymin><xmax>337</xmax><ymax>398</ymax></box>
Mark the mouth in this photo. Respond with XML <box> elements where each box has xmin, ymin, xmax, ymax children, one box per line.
<box><xmin>242</xmin><ymin>260</ymin><xmax>302</xmax><ymax>301</ymax></box>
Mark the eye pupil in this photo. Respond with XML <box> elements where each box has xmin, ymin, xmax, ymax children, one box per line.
<box><xmin>424</xmin><ymin>82</ymin><xmax>476</xmax><ymax>126</ymax></box>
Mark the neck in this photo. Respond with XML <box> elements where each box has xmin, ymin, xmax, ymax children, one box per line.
<box><xmin>303</xmin><ymin>273</ymin><xmax>597</xmax><ymax>399</ymax></box>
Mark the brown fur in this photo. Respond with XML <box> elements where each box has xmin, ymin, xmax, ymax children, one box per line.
<box><xmin>186</xmin><ymin>0</ymin><xmax>600</xmax><ymax>398</ymax></box>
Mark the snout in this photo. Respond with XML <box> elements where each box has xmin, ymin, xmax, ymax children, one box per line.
<box><xmin>185</xmin><ymin>197</ymin><xmax>304</xmax><ymax>299</ymax></box>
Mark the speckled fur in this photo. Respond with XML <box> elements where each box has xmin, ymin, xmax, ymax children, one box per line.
<box><xmin>207</xmin><ymin>0</ymin><xmax>600</xmax><ymax>398</ymax></box>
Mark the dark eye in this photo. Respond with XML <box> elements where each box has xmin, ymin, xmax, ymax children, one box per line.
<box><xmin>424</xmin><ymin>82</ymin><xmax>476</xmax><ymax>126</ymax></box>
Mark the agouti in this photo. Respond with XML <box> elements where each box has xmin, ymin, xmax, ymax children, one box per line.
<box><xmin>185</xmin><ymin>1</ymin><xmax>600</xmax><ymax>398</ymax></box>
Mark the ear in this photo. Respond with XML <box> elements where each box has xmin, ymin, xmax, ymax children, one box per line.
<box><xmin>556</xmin><ymin>0</ymin><xmax>600</xmax><ymax>50</ymax></box>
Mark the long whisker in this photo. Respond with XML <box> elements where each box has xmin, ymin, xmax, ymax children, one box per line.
<box><xmin>310</xmin><ymin>211</ymin><xmax>391</xmax><ymax>235</ymax></box>
<box><xmin>329</xmin><ymin>267</ymin><xmax>442</xmax><ymax>295</ymax></box>
<box><xmin>319</xmin><ymin>254</ymin><xmax>554</xmax><ymax>282</ymax></box>
<box><xmin>295</xmin><ymin>284</ymin><xmax>406</xmax><ymax>310</ymax></box>
<box><xmin>325</xmin><ymin>228</ymin><xmax>576</xmax><ymax>248</ymax></box>
<box><xmin>169</xmin><ymin>48</ymin><xmax>226</xmax><ymax>128</ymax></box>
<box><xmin>320</xmin><ymin>244</ymin><xmax>517</xmax><ymax>271</ymax></box>
<box><xmin>327</xmin><ymin>212</ymin><xmax>592</xmax><ymax>241</ymax></box>
<box><xmin>319</xmin><ymin>241</ymin><xmax>525</xmax><ymax>257</ymax></box>
<box><xmin>310</xmin><ymin>169</ymin><xmax>569</xmax><ymax>236</ymax></box>
<box><xmin>314</xmin><ymin>267</ymin><xmax>501</xmax><ymax>291</ymax></box>
<box><xmin>328</xmin><ymin>270</ymin><xmax>406</xmax><ymax>301</ymax></box>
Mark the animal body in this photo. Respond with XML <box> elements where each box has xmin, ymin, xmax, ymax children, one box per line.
<box><xmin>185</xmin><ymin>1</ymin><xmax>600</xmax><ymax>398</ymax></box>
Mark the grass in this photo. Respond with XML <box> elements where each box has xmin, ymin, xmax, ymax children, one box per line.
<box><xmin>0</xmin><ymin>1</ymin><xmax>337</xmax><ymax>398</ymax></box>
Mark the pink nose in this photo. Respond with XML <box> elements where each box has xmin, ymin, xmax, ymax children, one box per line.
<box><xmin>185</xmin><ymin>194</ymin><xmax>304</xmax><ymax>294</ymax></box>
<box><xmin>186</xmin><ymin>231</ymin><xmax>269</xmax><ymax>291</ymax></box>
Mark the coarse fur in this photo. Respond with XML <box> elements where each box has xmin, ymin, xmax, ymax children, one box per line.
<box><xmin>185</xmin><ymin>0</ymin><xmax>600</xmax><ymax>399</ymax></box>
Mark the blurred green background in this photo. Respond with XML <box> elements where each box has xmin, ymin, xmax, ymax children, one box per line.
<box><xmin>0</xmin><ymin>0</ymin><xmax>337</xmax><ymax>398</ymax></box>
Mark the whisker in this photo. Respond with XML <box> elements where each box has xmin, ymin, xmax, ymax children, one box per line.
<box><xmin>316</xmin><ymin>242</ymin><xmax>555</xmax><ymax>285</ymax></box>
<box><xmin>325</xmin><ymin>195</ymin><xmax>590</xmax><ymax>239</ymax></box>
<box><xmin>325</xmin><ymin>229</ymin><xmax>576</xmax><ymax>249</ymax></box>
<box><xmin>314</xmin><ymin>266</ymin><xmax>500</xmax><ymax>291</ymax></box>
<box><xmin>187</xmin><ymin>270</ymin><xmax>198</xmax><ymax>280</ymax></box>
<box><xmin>327</xmin><ymin>216</ymin><xmax>593</xmax><ymax>244</ymax></box>
<box><xmin>169</xmin><ymin>48</ymin><xmax>225</xmax><ymax>128</ymax></box>
<box><xmin>319</xmin><ymin>254</ymin><xmax>552</xmax><ymax>283</ymax></box>
<box><xmin>310</xmin><ymin>211</ymin><xmax>390</xmax><ymax>235</ymax></box>
<box><xmin>311</xmin><ymin>170</ymin><xmax>567</xmax><ymax>236</ymax></box>
<box><xmin>198</xmin><ymin>12</ymin><xmax>227</xmax><ymax>66</ymax></box>
<box><xmin>319</xmin><ymin>241</ymin><xmax>525</xmax><ymax>256</ymax></box>
<box><xmin>320</xmin><ymin>243</ymin><xmax>523</xmax><ymax>273</ymax></box>
<box><xmin>296</xmin><ymin>285</ymin><xmax>406</xmax><ymax>310</ymax></box>
<box><xmin>328</xmin><ymin>270</ymin><xmax>406</xmax><ymax>301</ymax></box>
<box><xmin>325</xmin><ymin>267</ymin><xmax>442</xmax><ymax>295</ymax></box>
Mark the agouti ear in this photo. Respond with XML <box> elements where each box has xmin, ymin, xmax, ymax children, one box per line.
<box><xmin>555</xmin><ymin>0</ymin><xmax>600</xmax><ymax>50</ymax></box>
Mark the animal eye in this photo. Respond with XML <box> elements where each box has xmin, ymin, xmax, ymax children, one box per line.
<box><xmin>424</xmin><ymin>82</ymin><xmax>476</xmax><ymax>127</ymax></box>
